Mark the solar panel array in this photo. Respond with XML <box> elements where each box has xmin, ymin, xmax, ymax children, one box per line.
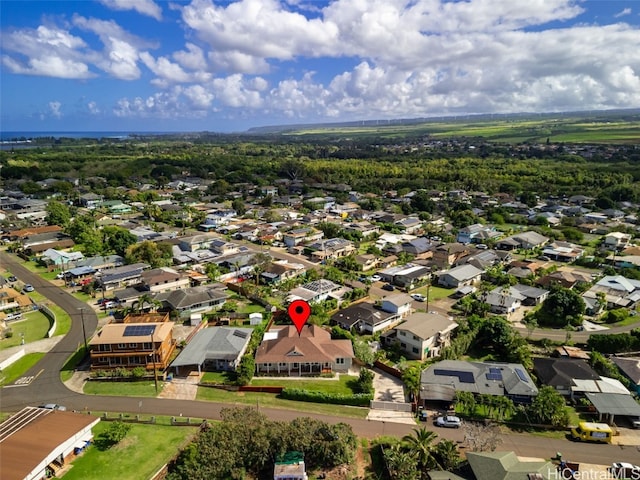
<box><xmin>515</xmin><ymin>368</ymin><xmax>529</xmax><ymax>383</ymax></box>
<box><xmin>486</xmin><ymin>367</ymin><xmax>503</xmax><ymax>381</ymax></box>
<box><xmin>123</xmin><ymin>325</ymin><xmax>156</xmax><ymax>337</ymax></box>
<box><xmin>232</xmin><ymin>330</ymin><xmax>248</xmax><ymax>339</ymax></box>
<box><xmin>434</xmin><ymin>368</ymin><xmax>474</xmax><ymax>384</ymax></box>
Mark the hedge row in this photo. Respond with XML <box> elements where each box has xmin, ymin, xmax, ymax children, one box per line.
<box><xmin>280</xmin><ymin>388</ymin><xmax>373</xmax><ymax>406</ymax></box>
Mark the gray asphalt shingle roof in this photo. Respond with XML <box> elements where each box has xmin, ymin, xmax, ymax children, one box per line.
<box><xmin>171</xmin><ymin>327</ymin><xmax>253</xmax><ymax>367</ymax></box>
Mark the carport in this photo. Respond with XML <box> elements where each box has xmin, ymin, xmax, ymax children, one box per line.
<box><xmin>584</xmin><ymin>392</ymin><xmax>640</xmax><ymax>425</ymax></box>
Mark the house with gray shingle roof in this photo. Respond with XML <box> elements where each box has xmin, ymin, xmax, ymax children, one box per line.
<box><xmin>437</xmin><ymin>264</ymin><xmax>482</xmax><ymax>288</ymax></box>
<box><xmin>611</xmin><ymin>356</ymin><xmax>640</xmax><ymax>395</ymax></box>
<box><xmin>154</xmin><ymin>284</ymin><xmax>227</xmax><ymax>317</ymax></box>
<box><xmin>170</xmin><ymin>326</ymin><xmax>253</xmax><ymax>375</ymax></box>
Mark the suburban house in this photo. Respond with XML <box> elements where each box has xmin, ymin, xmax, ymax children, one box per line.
<box><xmin>89</xmin><ymin>321</ymin><xmax>176</xmax><ymax>371</ymax></box>
<box><xmin>354</xmin><ymin>254</ymin><xmax>379</xmax><ymax>272</ymax></box>
<box><xmin>178</xmin><ymin>234</ymin><xmax>220</xmax><ymax>252</ymax></box>
<box><xmin>533</xmin><ymin>357</ymin><xmax>600</xmax><ymax>397</ymax></box>
<box><xmin>378</xmin><ymin>263</ymin><xmax>430</xmax><ymax>287</ymax></box>
<box><xmin>604</xmin><ymin>231</ymin><xmax>632</xmax><ymax>251</ymax></box>
<box><xmin>260</xmin><ymin>260</ymin><xmax>305</xmax><ymax>284</ymax></box>
<box><xmin>437</xmin><ymin>264</ymin><xmax>483</xmax><ymax>289</ymax></box>
<box><xmin>380</xmin><ymin>294</ymin><xmax>414</xmax><ymax>318</ymax></box>
<box><xmin>170</xmin><ymin>326</ymin><xmax>253</xmax><ymax>375</ymax></box>
<box><xmin>0</xmin><ymin>407</ymin><xmax>100</xmax><ymax>480</ymax></box>
<box><xmin>343</xmin><ymin>221</ymin><xmax>379</xmax><ymax>238</ymax></box>
<box><xmin>154</xmin><ymin>284</ymin><xmax>228</xmax><ymax>317</ymax></box>
<box><xmin>456</xmin><ymin>223</ymin><xmax>500</xmax><ymax>244</ymax></box>
<box><xmin>286</xmin><ymin>279</ymin><xmax>344</xmax><ymax>304</ymax></box>
<box><xmin>484</xmin><ymin>289</ymin><xmax>522</xmax><ymax>315</ymax></box>
<box><xmin>254</xmin><ymin>325</ymin><xmax>354</xmax><ymax>376</ymax></box>
<box><xmin>0</xmin><ymin>286</ymin><xmax>32</xmax><ymax>317</ymax></box>
<box><xmin>306</xmin><ymin>238</ymin><xmax>356</xmax><ymax>262</ymax></box>
<box><xmin>431</xmin><ymin>243</ymin><xmax>472</xmax><ymax>269</ymax></box>
<box><xmin>420</xmin><ymin>360</ymin><xmax>539</xmax><ymax>405</ymax></box>
<box><xmin>611</xmin><ymin>356</ymin><xmax>640</xmax><ymax>395</ymax></box>
<box><xmin>274</xmin><ymin>451</ymin><xmax>308</xmax><ymax>480</ymax></box>
<box><xmin>537</xmin><ymin>269</ymin><xmax>592</xmax><ymax>290</ymax></box>
<box><xmin>40</xmin><ymin>249</ymin><xmax>84</xmax><ymax>269</ymax></box>
<box><xmin>394</xmin><ymin>216</ymin><xmax>423</xmax><ymax>234</ymax></box>
<box><xmin>97</xmin><ymin>263</ymin><xmax>150</xmax><ymax>291</ymax></box>
<box><xmin>140</xmin><ymin>267</ymin><xmax>191</xmax><ymax>293</ymax></box>
<box><xmin>283</xmin><ymin>228</ymin><xmax>323</xmax><ymax>247</ymax></box>
<box><xmin>495</xmin><ymin>231</ymin><xmax>549</xmax><ymax>250</ymax></box>
<box><xmin>466</xmin><ymin>451</ymin><xmax>554</xmax><ymax>480</ymax></box>
<box><xmin>541</xmin><ymin>241</ymin><xmax>585</xmax><ymax>262</ymax></box>
<box><xmin>330</xmin><ymin>302</ymin><xmax>403</xmax><ymax>334</ymax></box>
<box><xmin>582</xmin><ymin>274</ymin><xmax>640</xmax><ymax>309</ymax></box>
<box><xmin>382</xmin><ymin>312</ymin><xmax>458</xmax><ymax>361</ymax></box>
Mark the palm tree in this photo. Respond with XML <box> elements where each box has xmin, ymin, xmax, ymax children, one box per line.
<box><xmin>433</xmin><ymin>439</ymin><xmax>461</xmax><ymax>471</ymax></box>
<box><xmin>385</xmin><ymin>443</ymin><xmax>419</xmax><ymax>480</ymax></box>
<box><xmin>401</xmin><ymin>365</ymin><xmax>422</xmax><ymax>405</ymax></box>
<box><xmin>401</xmin><ymin>427</ymin><xmax>441</xmax><ymax>475</ymax></box>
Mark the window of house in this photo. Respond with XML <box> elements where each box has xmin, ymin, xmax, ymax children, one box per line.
<box><xmin>117</xmin><ymin>343</ymin><xmax>126</xmax><ymax>349</ymax></box>
<box><xmin>400</xmin><ymin>342</ymin><xmax>406</xmax><ymax>348</ymax></box>
<box><xmin>412</xmin><ymin>347</ymin><xmax>419</xmax><ymax>354</ymax></box>
<box><xmin>399</xmin><ymin>331</ymin><xmax>406</xmax><ymax>337</ymax></box>
<box><xmin>413</xmin><ymin>335</ymin><xmax>419</xmax><ymax>341</ymax></box>
<box><xmin>292</xmin><ymin>363</ymin><xmax>299</xmax><ymax>368</ymax></box>
<box><xmin>129</xmin><ymin>343</ymin><xmax>137</xmax><ymax>348</ymax></box>
<box><xmin>336</xmin><ymin>358</ymin><xmax>345</xmax><ymax>364</ymax></box>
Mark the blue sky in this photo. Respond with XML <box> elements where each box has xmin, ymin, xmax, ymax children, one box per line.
<box><xmin>1</xmin><ymin>0</ymin><xmax>639</xmax><ymax>133</ymax></box>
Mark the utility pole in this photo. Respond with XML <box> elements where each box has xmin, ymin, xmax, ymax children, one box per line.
<box><xmin>78</xmin><ymin>308</ymin><xmax>88</xmax><ymax>354</ymax></box>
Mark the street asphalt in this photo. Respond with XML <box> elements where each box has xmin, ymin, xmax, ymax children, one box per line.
<box><xmin>1</xmin><ymin>251</ymin><xmax>640</xmax><ymax>466</ymax></box>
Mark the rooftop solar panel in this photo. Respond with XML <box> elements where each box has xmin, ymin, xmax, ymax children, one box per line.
<box><xmin>515</xmin><ymin>368</ymin><xmax>529</xmax><ymax>383</ymax></box>
<box><xmin>123</xmin><ymin>325</ymin><xmax>156</xmax><ymax>337</ymax></box>
<box><xmin>434</xmin><ymin>368</ymin><xmax>475</xmax><ymax>384</ymax></box>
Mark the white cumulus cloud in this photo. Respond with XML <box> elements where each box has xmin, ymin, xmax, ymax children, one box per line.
<box><xmin>99</xmin><ymin>0</ymin><xmax>162</xmax><ymax>20</ymax></box>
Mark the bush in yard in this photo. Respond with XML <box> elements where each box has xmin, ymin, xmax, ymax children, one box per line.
<box><xmin>96</xmin><ymin>421</ymin><xmax>131</xmax><ymax>449</ymax></box>
<box><xmin>355</xmin><ymin>368</ymin><xmax>374</xmax><ymax>394</ymax></box>
<box><xmin>236</xmin><ymin>353</ymin><xmax>255</xmax><ymax>386</ymax></box>
<box><xmin>131</xmin><ymin>366</ymin><xmax>147</xmax><ymax>378</ymax></box>
<box><xmin>280</xmin><ymin>388</ymin><xmax>372</xmax><ymax>406</ymax></box>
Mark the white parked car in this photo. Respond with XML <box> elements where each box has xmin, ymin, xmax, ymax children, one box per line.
<box><xmin>370</xmin><ymin>275</ymin><xmax>381</xmax><ymax>282</ymax></box>
<box><xmin>610</xmin><ymin>463</ymin><xmax>640</xmax><ymax>478</ymax></box>
<box><xmin>411</xmin><ymin>293</ymin><xmax>426</xmax><ymax>302</ymax></box>
<box><xmin>435</xmin><ymin>415</ymin><xmax>462</xmax><ymax>428</ymax></box>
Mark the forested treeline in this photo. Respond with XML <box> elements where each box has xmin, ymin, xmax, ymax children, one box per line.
<box><xmin>1</xmin><ymin>138</ymin><xmax>639</xmax><ymax>200</ymax></box>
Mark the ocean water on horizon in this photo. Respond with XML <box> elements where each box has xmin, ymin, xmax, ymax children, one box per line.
<box><xmin>0</xmin><ymin>131</ymin><xmax>173</xmax><ymax>142</ymax></box>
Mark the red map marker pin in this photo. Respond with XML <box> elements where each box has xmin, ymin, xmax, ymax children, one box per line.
<box><xmin>288</xmin><ymin>299</ymin><xmax>311</xmax><ymax>336</ymax></box>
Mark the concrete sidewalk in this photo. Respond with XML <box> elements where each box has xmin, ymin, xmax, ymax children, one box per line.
<box><xmin>0</xmin><ymin>336</ymin><xmax>65</xmax><ymax>364</ymax></box>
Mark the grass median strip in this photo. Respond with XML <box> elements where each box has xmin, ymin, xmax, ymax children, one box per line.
<box><xmin>0</xmin><ymin>352</ymin><xmax>45</xmax><ymax>386</ymax></box>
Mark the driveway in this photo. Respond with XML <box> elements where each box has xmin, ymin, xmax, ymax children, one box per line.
<box><xmin>372</xmin><ymin>368</ymin><xmax>406</xmax><ymax>403</ymax></box>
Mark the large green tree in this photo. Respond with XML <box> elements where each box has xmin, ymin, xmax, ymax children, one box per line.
<box><xmin>45</xmin><ymin>201</ymin><xmax>71</xmax><ymax>227</ymax></box>
<box><xmin>535</xmin><ymin>285</ymin><xmax>585</xmax><ymax>327</ymax></box>
<box><xmin>125</xmin><ymin>240</ymin><xmax>173</xmax><ymax>267</ymax></box>
<box><xmin>527</xmin><ymin>386</ymin><xmax>569</xmax><ymax>427</ymax></box>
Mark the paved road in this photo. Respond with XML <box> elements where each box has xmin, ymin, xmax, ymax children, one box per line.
<box><xmin>2</xmin><ymin>251</ymin><xmax>640</xmax><ymax>466</ymax></box>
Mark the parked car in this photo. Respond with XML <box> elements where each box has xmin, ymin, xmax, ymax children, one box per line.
<box><xmin>22</xmin><ymin>284</ymin><xmax>35</xmax><ymax>292</ymax></box>
<box><xmin>382</xmin><ymin>283</ymin><xmax>395</xmax><ymax>291</ymax></box>
<box><xmin>475</xmin><ymin>243</ymin><xmax>488</xmax><ymax>249</ymax></box>
<box><xmin>610</xmin><ymin>462</ymin><xmax>640</xmax><ymax>478</ymax></box>
<box><xmin>8</xmin><ymin>275</ymin><xmax>17</xmax><ymax>282</ymax></box>
<box><xmin>435</xmin><ymin>415</ymin><xmax>462</xmax><ymax>428</ymax></box>
<box><xmin>370</xmin><ymin>274</ymin><xmax>381</xmax><ymax>282</ymax></box>
<box><xmin>411</xmin><ymin>293</ymin><xmax>425</xmax><ymax>302</ymax></box>
<box><xmin>39</xmin><ymin>403</ymin><xmax>67</xmax><ymax>411</ymax></box>
<box><xmin>418</xmin><ymin>409</ymin><xmax>429</xmax><ymax>422</ymax></box>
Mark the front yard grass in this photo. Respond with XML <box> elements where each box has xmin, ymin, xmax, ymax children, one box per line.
<box><xmin>84</xmin><ymin>380</ymin><xmax>163</xmax><ymax>397</ymax></box>
<box><xmin>250</xmin><ymin>375</ymin><xmax>358</xmax><ymax>395</ymax></box>
<box><xmin>0</xmin><ymin>352</ymin><xmax>45</xmax><ymax>386</ymax></box>
<box><xmin>0</xmin><ymin>312</ymin><xmax>50</xmax><ymax>349</ymax></box>
<box><xmin>196</xmin><ymin>387</ymin><xmax>369</xmax><ymax>419</ymax></box>
<box><xmin>27</xmin><ymin>291</ymin><xmax>72</xmax><ymax>336</ymax></box>
<box><xmin>62</xmin><ymin>421</ymin><xmax>198</xmax><ymax>480</ymax></box>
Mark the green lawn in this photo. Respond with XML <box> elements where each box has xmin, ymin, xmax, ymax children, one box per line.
<box><xmin>62</xmin><ymin>422</ymin><xmax>198</xmax><ymax>480</ymax></box>
<box><xmin>84</xmin><ymin>380</ymin><xmax>163</xmax><ymax>397</ymax></box>
<box><xmin>236</xmin><ymin>303</ymin><xmax>266</xmax><ymax>314</ymax></box>
<box><xmin>201</xmin><ymin>371</ymin><xmax>237</xmax><ymax>384</ymax></box>
<box><xmin>0</xmin><ymin>312</ymin><xmax>50</xmax><ymax>349</ymax></box>
<box><xmin>27</xmin><ymin>291</ymin><xmax>72</xmax><ymax>336</ymax></box>
<box><xmin>0</xmin><ymin>353</ymin><xmax>45</xmax><ymax>386</ymax></box>
<box><xmin>196</xmin><ymin>387</ymin><xmax>369</xmax><ymax>419</ymax></box>
<box><xmin>411</xmin><ymin>285</ymin><xmax>455</xmax><ymax>301</ymax></box>
<box><xmin>251</xmin><ymin>375</ymin><xmax>358</xmax><ymax>395</ymax></box>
